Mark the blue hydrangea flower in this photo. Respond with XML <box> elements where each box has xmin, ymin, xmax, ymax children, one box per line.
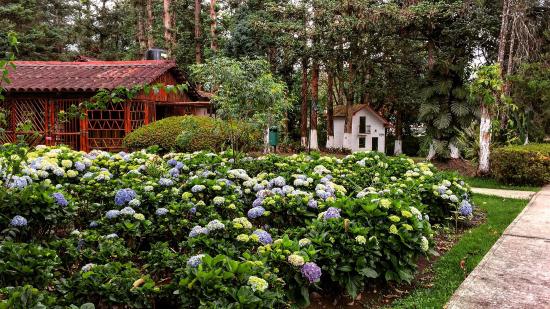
<box><xmin>7</xmin><ymin>176</ymin><xmax>32</xmax><ymax>189</ymax></box>
<box><xmin>189</xmin><ymin>207</ymin><xmax>197</xmax><ymax>214</ymax></box>
<box><xmin>105</xmin><ymin>209</ymin><xmax>121</xmax><ymax>219</ymax></box>
<box><xmin>253</xmin><ymin>229</ymin><xmax>273</xmax><ymax>245</ymax></box>
<box><xmin>316</xmin><ymin>190</ymin><xmax>331</xmax><ymax>200</ymax></box>
<box><xmin>301</xmin><ymin>262</ymin><xmax>322</xmax><ymax>283</ymax></box>
<box><xmin>459</xmin><ymin>200</ymin><xmax>473</xmax><ymax>216</ymax></box>
<box><xmin>438</xmin><ymin>186</ymin><xmax>447</xmax><ymax>195</ymax></box>
<box><xmin>323</xmin><ymin>207</ymin><xmax>341</xmax><ymax>220</ymax></box>
<box><xmin>114</xmin><ymin>188</ymin><xmax>137</xmax><ymax>206</ymax></box>
<box><xmin>307</xmin><ymin>199</ymin><xmax>318</xmax><ymax>209</ymax></box>
<box><xmin>52</xmin><ymin>192</ymin><xmax>69</xmax><ymax>207</ymax></box>
<box><xmin>206</xmin><ymin>219</ymin><xmax>225</xmax><ymax>232</ymax></box>
<box><xmin>189</xmin><ymin>225</ymin><xmax>209</xmax><ymax>237</ymax></box>
<box><xmin>191</xmin><ymin>185</ymin><xmax>205</xmax><ymax>193</ymax></box>
<box><xmin>74</xmin><ymin>161</ymin><xmax>86</xmax><ymax>172</ymax></box>
<box><xmin>120</xmin><ymin>207</ymin><xmax>136</xmax><ymax>216</ymax></box>
<box><xmin>159</xmin><ymin>178</ymin><xmax>174</xmax><ymax>186</ymax></box>
<box><xmin>247</xmin><ymin>206</ymin><xmax>265</xmax><ymax>219</ymax></box>
<box><xmin>167</xmin><ymin>159</ymin><xmax>177</xmax><ymax>167</ymax></box>
<box><xmin>272</xmin><ymin>188</ymin><xmax>284</xmax><ymax>196</ymax></box>
<box><xmin>89</xmin><ymin>220</ymin><xmax>99</xmax><ymax>228</ymax></box>
<box><xmin>252</xmin><ymin>198</ymin><xmax>264</xmax><ymax>208</ymax></box>
<box><xmin>155</xmin><ymin>208</ymin><xmax>169</xmax><ymax>216</ymax></box>
<box><xmin>10</xmin><ymin>215</ymin><xmax>28</xmax><ymax>227</ymax></box>
<box><xmin>187</xmin><ymin>254</ymin><xmax>206</xmax><ymax>267</ymax></box>
<box><xmin>270</xmin><ymin>176</ymin><xmax>286</xmax><ymax>187</ymax></box>
<box><xmin>168</xmin><ymin>168</ymin><xmax>180</xmax><ymax>178</ymax></box>
<box><xmin>175</xmin><ymin>162</ymin><xmax>184</xmax><ymax>170</ymax></box>
<box><xmin>253</xmin><ymin>184</ymin><xmax>265</xmax><ymax>192</ymax></box>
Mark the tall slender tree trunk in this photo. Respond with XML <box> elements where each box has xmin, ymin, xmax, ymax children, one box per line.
<box><xmin>309</xmin><ymin>61</ymin><xmax>319</xmax><ymax>150</ymax></box>
<box><xmin>478</xmin><ymin>104</ymin><xmax>491</xmax><ymax>175</ymax></box>
<box><xmin>326</xmin><ymin>72</ymin><xmax>335</xmax><ymax>149</ymax></box>
<box><xmin>163</xmin><ymin>0</ymin><xmax>174</xmax><ymax>55</ymax></box>
<box><xmin>498</xmin><ymin>0</ymin><xmax>511</xmax><ymax>72</ymax></box>
<box><xmin>343</xmin><ymin>63</ymin><xmax>355</xmax><ymax>150</ymax></box>
<box><xmin>300</xmin><ymin>57</ymin><xmax>309</xmax><ymax>148</ymax></box>
<box><xmin>136</xmin><ymin>0</ymin><xmax>147</xmax><ymax>55</ymax></box>
<box><xmin>210</xmin><ymin>0</ymin><xmax>218</xmax><ymax>52</ymax></box>
<box><xmin>146</xmin><ymin>0</ymin><xmax>154</xmax><ymax>49</ymax></box>
<box><xmin>194</xmin><ymin>0</ymin><xmax>202</xmax><ymax>64</ymax></box>
<box><xmin>393</xmin><ymin>111</ymin><xmax>403</xmax><ymax>155</ymax></box>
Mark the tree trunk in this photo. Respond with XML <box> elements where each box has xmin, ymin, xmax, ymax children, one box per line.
<box><xmin>478</xmin><ymin>104</ymin><xmax>491</xmax><ymax>175</ymax></box>
<box><xmin>163</xmin><ymin>0</ymin><xmax>174</xmax><ymax>55</ymax></box>
<box><xmin>427</xmin><ymin>140</ymin><xmax>437</xmax><ymax>161</ymax></box>
<box><xmin>497</xmin><ymin>0</ymin><xmax>511</xmax><ymax>73</ymax></box>
<box><xmin>449</xmin><ymin>142</ymin><xmax>460</xmax><ymax>159</ymax></box>
<box><xmin>146</xmin><ymin>0</ymin><xmax>154</xmax><ymax>49</ymax></box>
<box><xmin>300</xmin><ymin>57</ymin><xmax>309</xmax><ymax>148</ymax></box>
<box><xmin>326</xmin><ymin>72</ymin><xmax>335</xmax><ymax>149</ymax></box>
<box><xmin>393</xmin><ymin>112</ymin><xmax>403</xmax><ymax>155</ymax></box>
<box><xmin>194</xmin><ymin>0</ymin><xmax>202</xmax><ymax>64</ymax></box>
<box><xmin>136</xmin><ymin>0</ymin><xmax>147</xmax><ymax>55</ymax></box>
<box><xmin>210</xmin><ymin>0</ymin><xmax>218</xmax><ymax>52</ymax></box>
<box><xmin>343</xmin><ymin>64</ymin><xmax>355</xmax><ymax>150</ymax></box>
<box><xmin>309</xmin><ymin>61</ymin><xmax>319</xmax><ymax>150</ymax></box>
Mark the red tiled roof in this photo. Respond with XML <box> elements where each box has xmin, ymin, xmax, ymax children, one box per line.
<box><xmin>333</xmin><ymin>104</ymin><xmax>392</xmax><ymax>127</ymax></box>
<box><xmin>5</xmin><ymin>60</ymin><xmax>178</xmax><ymax>92</ymax></box>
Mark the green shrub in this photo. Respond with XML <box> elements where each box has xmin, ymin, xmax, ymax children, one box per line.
<box><xmin>123</xmin><ymin>116</ymin><xmax>188</xmax><ymax>151</ymax></box>
<box><xmin>123</xmin><ymin>116</ymin><xmax>261</xmax><ymax>152</ymax></box>
<box><xmin>492</xmin><ymin>144</ymin><xmax>550</xmax><ymax>186</ymax></box>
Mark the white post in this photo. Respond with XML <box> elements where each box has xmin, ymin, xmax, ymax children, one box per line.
<box><xmin>478</xmin><ymin>105</ymin><xmax>491</xmax><ymax>174</ymax></box>
<box><xmin>263</xmin><ymin>126</ymin><xmax>270</xmax><ymax>153</ymax></box>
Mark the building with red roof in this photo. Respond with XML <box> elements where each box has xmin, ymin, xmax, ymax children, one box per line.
<box><xmin>2</xmin><ymin>60</ymin><xmax>211</xmax><ymax>152</ymax></box>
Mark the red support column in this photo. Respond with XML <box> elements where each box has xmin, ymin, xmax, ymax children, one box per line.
<box><xmin>10</xmin><ymin>99</ymin><xmax>16</xmax><ymax>143</ymax></box>
<box><xmin>144</xmin><ymin>101</ymin><xmax>150</xmax><ymax>125</ymax></box>
<box><xmin>124</xmin><ymin>101</ymin><xmax>131</xmax><ymax>134</ymax></box>
<box><xmin>80</xmin><ymin>109</ymin><xmax>89</xmax><ymax>152</ymax></box>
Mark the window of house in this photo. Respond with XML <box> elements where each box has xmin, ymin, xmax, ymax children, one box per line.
<box><xmin>359</xmin><ymin>137</ymin><xmax>366</xmax><ymax>148</ymax></box>
<box><xmin>359</xmin><ymin>117</ymin><xmax>366</xmax><ymax>133</ymax></box>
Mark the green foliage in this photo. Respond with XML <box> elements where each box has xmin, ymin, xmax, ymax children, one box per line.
<box><xmin>0</xmin><ymin>242</ymin><xmax>61</xmax><ymax>288</ymax></box>
<box><xmin>123</xmin><ymin>116</ymin><xmax>189</xmax><ymax>151</ymax></box>
<box><xmin>176</xmin><ymin>116</ymin><xmax>261</xmax><ymax>153</ymax></box>
<box><xmin>470</xmin><ymin>64</ymin><xmax>503</xmax><ymax>108</ymax></box>
<box><xmin>123</xmin><ymin>116</ymin><xmax>261</xmax><ymax>152</ymax></box>
<box><xmin>190</xmin><ymin>57</ymin><xmax>293</xmax><ymax>131</ymax></box>
<box><xmin>175</xmin><ymin>254</ymin><xmax>285</xmax><ymax>308</ymax></box>
<box><xmin>0</xmin><ymin>285</ymin><xmax>58</xmax><ymax>309</ymax></box>
<box><xmin>492</xmin><ymin>144</ymin><xmax>550</xmax><ymax>186</ymax></box>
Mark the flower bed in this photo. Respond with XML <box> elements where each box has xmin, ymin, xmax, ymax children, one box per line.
<box><xmin>0</xmin><ymin>145</ymin><xmax>473</xmax><ymax>307</ymax></box>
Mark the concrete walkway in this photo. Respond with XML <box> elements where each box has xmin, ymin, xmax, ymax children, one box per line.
<box><xmin>470</xmin><ymin>187</ymin><xmax>536</xmax><ymax>200</ymax></box>
<box><xmin>447</xmin><ymin>186</ymin><xmax>550</xmax><ymax>309</ymax></box>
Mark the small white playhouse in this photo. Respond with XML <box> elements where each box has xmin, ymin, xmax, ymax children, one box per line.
<box><xmin>331</xmin><ymin>104</ymin><xmax>390</xmax><ymax>153</ymax></box>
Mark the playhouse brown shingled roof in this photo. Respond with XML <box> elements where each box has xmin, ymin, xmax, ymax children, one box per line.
<box><xmin>5</xmin><ymin>60</ymin><xmax>178</xmax><ymax>92</ymax></box>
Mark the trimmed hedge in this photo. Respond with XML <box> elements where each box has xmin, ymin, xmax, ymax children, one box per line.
<box><xmin>123</xmin><ymin>116</ymin><xmax>188</xmax><ymax>151</ymax></box>
<box><xmin>123</xmin><ymin>116</ymin><xmax>261</xmax><ymax>152</ymax></box>
<box><xmin>492</xmin><ymin>143</ymin><xmax>550</xmax><ymax>186</ymax></box>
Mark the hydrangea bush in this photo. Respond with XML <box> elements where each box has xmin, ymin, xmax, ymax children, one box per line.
<box><xmin>0</xmin><ymin>145</ymin><xmax>473</xmax><ymax>307</ymax></box>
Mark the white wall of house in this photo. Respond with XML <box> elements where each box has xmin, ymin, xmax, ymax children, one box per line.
<box><xmin>333</xmin><ymin>118</ymin><xmax>346</xmax><ymax>148</ymax></box>
<box><xmin>333</xmin><ymin>108</ymin><xmax>386</xmax><ymax>153</ymax></box>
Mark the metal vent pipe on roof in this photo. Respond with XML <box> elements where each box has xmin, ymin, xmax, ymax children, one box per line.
<box><xmin>145</xmin><ymin>49</ymin><xmax>168</xmax><ymax>60</ymax></box>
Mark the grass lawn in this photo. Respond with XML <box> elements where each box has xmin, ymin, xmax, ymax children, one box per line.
<box><xmin>390</xmin><ymin>194</ymin><xmax>529</xmax><ymax>308</ymax></box>
<box><xmin>465</xmin><ymin>176</ymin><xmax>541</xmax><ymax>192</ymax></box>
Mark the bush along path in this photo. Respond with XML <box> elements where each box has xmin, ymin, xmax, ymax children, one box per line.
<box><xmin>447</xmin><ymin>186</ymin><xmax>550</xmax><ymax>308</ymax></box>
